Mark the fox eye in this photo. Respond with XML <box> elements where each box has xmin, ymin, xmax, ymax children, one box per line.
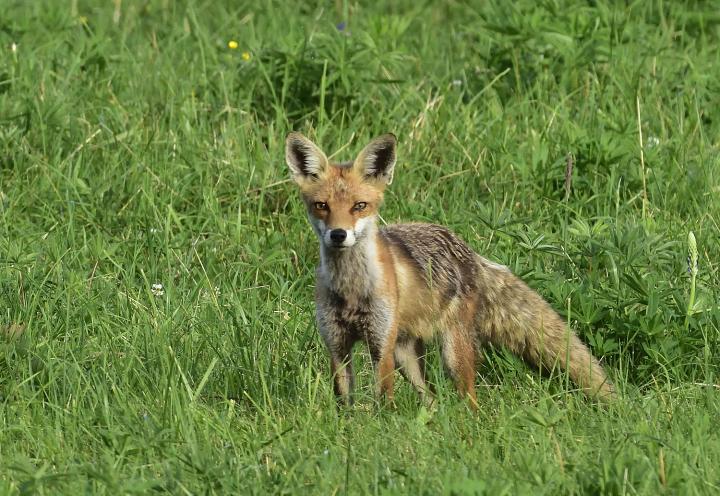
<box><xmin>353</xmin><ymin>202</ymin><xmax>367</xmax><ymax>211</ymax></box>
<box><xmin>314</xmin><ymin>202</ymin><xmax>328</xmax><ymax>211</ymax></box>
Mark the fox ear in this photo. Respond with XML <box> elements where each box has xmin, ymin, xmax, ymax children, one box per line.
<box><xmin>285</xmin><ymin>132</ymin><xmax>329</xmax><ymax>181</ymax></box>
<box><xmin>353</xmin><ymin>134</ymin><xmax>397</xmax><ymax>185</ymax></box>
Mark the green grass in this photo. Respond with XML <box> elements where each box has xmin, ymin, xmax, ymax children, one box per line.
<box><xmin>1</xmin><ymin>0</ymin><xmax>719</xmax><ymax>493</ymax></box>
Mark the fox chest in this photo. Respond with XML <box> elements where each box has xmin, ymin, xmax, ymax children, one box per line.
<box><xmin>316</xmin><ymin>291</ymin><xmax>392</xmax><ymax>344</ymax></box>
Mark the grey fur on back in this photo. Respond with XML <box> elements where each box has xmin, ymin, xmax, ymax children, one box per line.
<box><xmin>381</xmin><ymin>223</ymin><xmax>480</xmax><ymax>300</ymax></box>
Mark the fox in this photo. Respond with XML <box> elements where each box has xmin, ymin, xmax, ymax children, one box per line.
<box><xmin>285</xmin><ymin>131</ymin><xmax>615</xmax><ymax>408</ymax></box>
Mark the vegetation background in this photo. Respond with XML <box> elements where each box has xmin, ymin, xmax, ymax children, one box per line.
<box><xmin>1</xmin><ymin>0</ymin><xmax>719</xmax><ymax>493</ymax></box>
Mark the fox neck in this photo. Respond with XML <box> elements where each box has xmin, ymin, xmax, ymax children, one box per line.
<box><xmin>319</xmin><ymin>223</ymin><xmax>381</xmax><ymax>300</ymax></box>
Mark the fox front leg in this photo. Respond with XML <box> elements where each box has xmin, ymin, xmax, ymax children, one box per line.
<box><xmin>318</xmin><ymin>319</ymin><xmax>356</xmax><ymax>406</ymax></box>
<box><xmin>366</xmin><ymin>317</ymin><xmax>399</xmax><ymax>405</ymax></box>
<box><xmin>328</xmin><ymin>343</ymin><xmax>355</xmax><ymax>406</ymax></box>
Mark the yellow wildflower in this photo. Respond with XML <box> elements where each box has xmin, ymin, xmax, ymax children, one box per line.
<box><xmin>241</xmin><ymin>51</ymin><xmax>251</xmax><ymax>61</ymax></box>
<box><xmin>228</xmin><ymin>40</ymin><xmax>238</xmax><ymax>49</ymax></box>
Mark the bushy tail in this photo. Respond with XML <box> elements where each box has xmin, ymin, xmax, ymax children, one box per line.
<box><xmin>477</xmin><ymin>262</ymin><xmax>616</xmax><ymax>401</ymax></box>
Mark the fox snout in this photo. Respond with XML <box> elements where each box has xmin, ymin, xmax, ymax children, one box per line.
<box><xmin>329</xmin><ymin>229</ymin><xmax>348</xmax><ymax>244</ymax></box>
<box><xmin>319</xmin><ymin>225</ymin><xmax>357</xmax><ymax>249</ymax></box>
<box><xmin>308</xmin><ymin>215</ymin><xmax>368</xmax><ymax>249</ymax></box>
<box><xmin>326</xmin><ymin>227</ymin><xmax>356</xmax><ymax>249</ymax></box>
<box><xmin>307</xmin><ymin>210</ymin><xmax>374</xmax><ymax>250</ymax></box>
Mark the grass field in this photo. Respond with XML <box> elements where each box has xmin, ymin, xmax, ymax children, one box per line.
<box><xmin>1</xmin><ymin>0</ymin><xmax>719</xmax><ymax>494</ymax></box>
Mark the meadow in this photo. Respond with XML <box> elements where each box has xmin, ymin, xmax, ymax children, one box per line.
<box><xmin>1</xmin><ymin>0</ymin><xmax>719</xmax><ymax>493</ymax></box>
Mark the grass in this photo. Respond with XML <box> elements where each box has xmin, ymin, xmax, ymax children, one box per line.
<box><xmin>1</xmin><ymin>0</ymin><xmax>719</xmax><ymax>493</ymax></box>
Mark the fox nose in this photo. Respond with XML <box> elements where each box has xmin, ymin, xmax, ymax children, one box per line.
<box><xmin>329</xmin><ymin>229</ymin><xmax>348</xmax><ymax>244</ymax></box>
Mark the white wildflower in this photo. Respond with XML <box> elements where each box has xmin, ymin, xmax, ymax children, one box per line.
<box><xmin>151</xmin><ymin>283</ymin><xmax>165</xmax><ymax>296</ymax></box>
<box><xmin>201</xmin><ymin>286</ymin><xmax>221</xmax><ymax>300</ymax></box>
<box><xmin>646</xmin><ymin>136</ymin><xmax>660</xmax><ymax>148</ymax></box>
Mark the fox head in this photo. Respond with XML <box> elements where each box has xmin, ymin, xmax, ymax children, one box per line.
<box><xmin>285</xmin><ymin>132</ymin><xmax>397</xmax><ymax>250</ymax></box>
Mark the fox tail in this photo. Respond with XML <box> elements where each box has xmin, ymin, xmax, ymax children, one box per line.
<box><xmin>478</xmin><ymin>265</ymin><xmax>616</xmax><ymax>400</ymax></box>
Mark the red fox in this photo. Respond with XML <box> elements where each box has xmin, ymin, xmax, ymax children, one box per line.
<box><xmin>285</xmin><ymin>132</ymin><xmax>615</xmax><ymax>408</ymax></box>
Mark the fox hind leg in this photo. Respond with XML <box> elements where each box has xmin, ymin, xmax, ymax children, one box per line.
<box><xmin>441</xmin><ymin>315</ymin><xmax>479</xmax><ymax>409</ymax></box>
<box><xmin>395</xmin><ymin>337</ymin><xmax>434</xmax><ymax>405</ymax></box>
